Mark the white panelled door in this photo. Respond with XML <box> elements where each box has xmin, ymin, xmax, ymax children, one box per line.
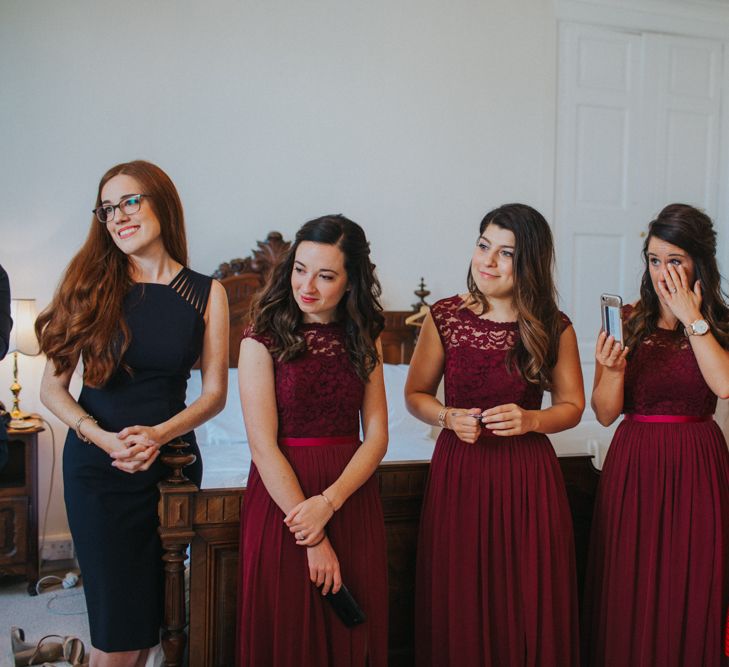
<box><xmin>553</xmin><ymin>23</ymin><xmax>723</xmax><ymax>461</ymax></box>
<box><xmin>642</xmin><ymin>33</ymin><xmax>722</xmax><ymax>213</ymax></box>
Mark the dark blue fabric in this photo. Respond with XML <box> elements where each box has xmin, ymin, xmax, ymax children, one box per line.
<box><xmin>0</xmin><ymin>263</ymin><xmax>11</xmax><ymax>472</ymax></box>
<box><xmin>0</xmin><ymin>264</ymin><xmax>11</xmax><ymax>360</ymax></box>
<box><xmin>64</xmin><ymin>267</ymin><xmax>210</xmax><ymax>651</ymax></box>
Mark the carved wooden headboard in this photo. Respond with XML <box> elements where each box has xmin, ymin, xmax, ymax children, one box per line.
<box><xmin>212</xmin><ymin>231</ymin><xmax>422</xmax><ymax>367</ymax></box>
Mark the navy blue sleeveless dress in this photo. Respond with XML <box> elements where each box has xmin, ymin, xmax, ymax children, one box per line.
<box><xmin>63</xmin><ymin>268</ymin><xmax>210</xmax><ymax>652</ymax></box>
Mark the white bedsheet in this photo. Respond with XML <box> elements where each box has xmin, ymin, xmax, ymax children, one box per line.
<box><xmin>196</xmin><ymin>433</ymin><xmax>436</xmax><ymax>490</ymax></box>
<box><xmin>186</xmin><ymin>365</ymin><xmax>602</xmax><ymax>489</ymax></box>
<box><xmin>186</xmin><ymin>365</ymin><xmax>437</xmax><ymax>489</ymax></box>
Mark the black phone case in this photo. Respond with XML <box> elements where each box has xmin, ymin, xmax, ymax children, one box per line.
<box><xmin>324</xmin><ymin>585</ymin><xmax>366</xmax><ymax>627</ymax></box>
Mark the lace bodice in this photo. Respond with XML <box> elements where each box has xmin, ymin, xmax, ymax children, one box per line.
<box><xmin>244</xmin><ymin>323</ymin><xmax>364</xmax><ymax>437</ymax></box>
<box><xmin>622</xmin><ymin>305</ymin><xmax>717</xmax><ymax>415</ymax></box>
<box><xmin>432</xmin><ymin>296</ymin><xmax>569</xmax><ymax>411</ymax></box>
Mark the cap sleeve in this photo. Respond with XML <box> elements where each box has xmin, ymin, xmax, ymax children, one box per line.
<box><xmin>241</xmin><ymin>324</ymin><xmax>274</xmax><ymax>349</ymax></box>
<box><xmin>430</xmin><ymin>296</ymin><xmax>462</xmax><ymax>346</ymax></box>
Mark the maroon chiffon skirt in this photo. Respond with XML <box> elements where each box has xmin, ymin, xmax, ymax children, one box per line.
<box><xmin>584</xmin><ymin>420</ymin><xmax>729</xmax><ymax>667</ymax></box>
<box><xmin>415</xmin><ymin>430</ymin><xmax>579</xmax><ymax>667</ymax></box>
<box><xmin>237</xmin><ymin>441</ymin><xmax>388</xmax><ymax>667</ymax></box>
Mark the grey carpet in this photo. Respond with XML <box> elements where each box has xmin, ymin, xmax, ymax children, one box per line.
<box><xmin>0</xmin><ymin>574</ymin><xmax>89</xmax><ymax>667</ymax></box>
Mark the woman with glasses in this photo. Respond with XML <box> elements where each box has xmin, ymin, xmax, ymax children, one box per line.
<box><xmin>36</xmin><ymin>160</ymin><xmax>229</xmax><ymax>667</ymax></box>
<box><xmin>237</xmin><ymin>215</ymin><xmax>388</xmax><ymax>666</ymax></box>
<box><xmin>405</xmin><ymin>203</ymin><xmax>584</xmax><ymax>666</ymax></box>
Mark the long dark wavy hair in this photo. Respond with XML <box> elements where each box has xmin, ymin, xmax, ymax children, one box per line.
<box><xmin>250</xmin><ymin>215</ymin><xmax>385</xmax><ymax>381</ymax></box>
<box><xmin>624</xmin><ymin>203</ymin><xmax>729</xmax><ymax>352</ymax></box>
<box><xmin>36</xmin><ymin>160</ymin><xmax>188</xmax><ymax>387</ymax></box>
<box><xmin>466</xmin><ymin>203</ymin><xmax>563</xmax><ymax>389</ymax></box>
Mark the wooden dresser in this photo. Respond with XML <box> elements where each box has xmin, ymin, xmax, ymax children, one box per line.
<box><xmin>0</xmin><ymin>422</ymin><xmax>43</xmax><ymax>595</ymax></box>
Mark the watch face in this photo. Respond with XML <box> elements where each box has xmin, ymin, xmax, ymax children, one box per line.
<box><xmin>693</xmin><ymin>319</ymin><xmax>710</xmax><ymax>335</ymax></box>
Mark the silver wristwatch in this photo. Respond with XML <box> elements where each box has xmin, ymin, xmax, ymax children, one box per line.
<box><xmin>684</xmin><ymin>319</ymin><xmax>710</xmax><ymax>336</ymax></box>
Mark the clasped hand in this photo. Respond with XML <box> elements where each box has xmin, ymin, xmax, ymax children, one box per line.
<box><xmin>306</xmin><ymin>536</ymin><xmax>341</xmax><ymax>595</ymax></box>
<box><xmin>284</xmin><ymin>495</ymin><xmax>334</xmax><ymax>546</ymax></box>
<box><xmin>286</xmin><ymin>496</ymin><xmax>341</xmax><ymax>595</ymax></box>
<box><xmin>447</xmin><ymin>405</ymin><xmax>538</xmax><ymax>443</ymax></box>
<box><xmin>108</xmin><ymin>425</ymin><xmax>163</xmax><ymax>473</ymax></box>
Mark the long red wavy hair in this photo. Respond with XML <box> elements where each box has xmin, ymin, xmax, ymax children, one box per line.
<box><xmin>36</xmin><ymin>160</ymin><xmax>188</xmax><ymax>387</ymax></box>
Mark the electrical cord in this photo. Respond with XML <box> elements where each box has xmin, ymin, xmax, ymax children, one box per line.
<box><xmin>35</xmin><ymin>571</ymin><xmax>87</xmax><ymax>616</ymax></box>
<box><xmin>35</xmin><ymin>571</ymin><xmax>79</xmax><ymax>593</ymax></box>
<box><xmin>33</xmin><ymin>418</ymin><xmax>88</xmax><ymax>615</ymax></box>
<box><xmin>45</xmin><ymin>590</ymin><xmax>86</xmax><ymax>616</ymax></box>
<box><xmin>38</xmin><ymin>417</ymin><xmax>57</xmax><ymax>572</ymax></box>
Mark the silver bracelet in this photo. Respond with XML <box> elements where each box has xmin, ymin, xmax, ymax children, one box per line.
<box><xmin>437</xmin><ymin>406</ymin><xmax>450</xmax><ymax>429</ymax></box>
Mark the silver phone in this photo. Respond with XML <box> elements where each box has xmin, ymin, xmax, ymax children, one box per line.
<box><xmin>600</xmin><ymin>293</ymin><xmax>624</xmax><ymax>345</ymax></box>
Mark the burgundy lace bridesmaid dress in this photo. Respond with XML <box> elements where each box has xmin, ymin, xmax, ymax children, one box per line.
<box><xmin>584</xmin><ymin>306</ymin><xmax>729</xmax><ymax>667</ymax></box>
<box><xmin>415</xmin><ymin>296</ymin><xmax>579</xmax><ymax>667</ymax></box>
<box><xmin>237</xmin><ymin>322</ymin><xmax>388</xmax><ymax>667</ymax></box>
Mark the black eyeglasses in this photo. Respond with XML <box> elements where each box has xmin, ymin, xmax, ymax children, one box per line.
<box><xmin>92</xmin><ymin>194</ymin><xmax>149</xmax><ymax>223</ymax></box>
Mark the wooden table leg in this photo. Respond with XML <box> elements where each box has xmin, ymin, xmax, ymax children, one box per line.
<box><xmin>158</xmin><ymin>440</ymin><xmax>198</xmax><ymax>667</ymax></box>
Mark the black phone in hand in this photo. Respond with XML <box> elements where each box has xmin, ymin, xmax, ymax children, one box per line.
<box><xmin>324</xmin><ymin>585</ymin><xmax>366</xmax><ymax>627</ymax></box>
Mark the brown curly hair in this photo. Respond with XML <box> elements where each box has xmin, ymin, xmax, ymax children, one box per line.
<box><xmin>250</xmin><ymin>215</ymin><xmax>384</xmax><ymax>381</ymax></box>
<box><xmin>624</xmin><ymin>203</ymin><xmax>729</xmax><ymax>353</ymax></box>
<box><xmin>466</xmin><ymin>203</ymin><xmax>563</xmax><ymax>390</ymax></box>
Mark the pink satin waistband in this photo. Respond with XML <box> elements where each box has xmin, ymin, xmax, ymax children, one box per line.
<box><xmin>624</xmin><ymin>414</ymin><xmax>713</xmax><ymax>423</ymax></box>
<box><xmin>278</xmin><ymin>436</ymin><xmax>359</xmax><ymax>447</ymax></box>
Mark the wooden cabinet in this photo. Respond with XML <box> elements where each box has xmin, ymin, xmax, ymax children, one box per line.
<box><xmin>0</xmin><ymin>423</ymin><xmax>42</xmax><ymax>595</ymax></box>
<box><xmin>159</xmin><ymin>455</ymin><xmax>599</xmax><ymax>667</ymax></box>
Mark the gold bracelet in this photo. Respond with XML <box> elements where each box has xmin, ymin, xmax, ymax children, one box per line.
<box><xmin>320</xmin><ymin>492</ymin><xmax>335</xmax><ymax>512</ymax></box>
<box><xmin>437</xmin><ymin>406</ymin><xmax>450</xmax><ymax>429</ymax></box>
<box><xmin>74</xmin><ymin>414</ymin><xmax>97</xmax><ymax>444</ymax></box>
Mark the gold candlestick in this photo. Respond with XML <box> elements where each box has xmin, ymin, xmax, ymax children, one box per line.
<box><xmin>8</xmin><ymin>299</ymin><xmax>40</xmax><ymax>420</ymax></box>
<box><xmin>10</xmin><ymin>351</ymin><xmax>30</xmax><ymax>419</ymax></box>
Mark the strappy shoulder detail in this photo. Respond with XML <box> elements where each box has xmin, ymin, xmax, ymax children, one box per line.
<box><xmin>169</xmin><ymin>268</ymin><xmax>212</xmax><ymax>316</ymax></box>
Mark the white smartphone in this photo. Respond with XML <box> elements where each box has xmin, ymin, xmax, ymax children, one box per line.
<box><xmin>600</xmin><ymin>293</ymin><xmax>624</xmax><ymax>346</ymax></box>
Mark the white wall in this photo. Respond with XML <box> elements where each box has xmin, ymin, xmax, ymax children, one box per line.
<box><xmin>0</xmin><ymin>0</ymin><xmax>558</xmax><ymax>540</ymax></box>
